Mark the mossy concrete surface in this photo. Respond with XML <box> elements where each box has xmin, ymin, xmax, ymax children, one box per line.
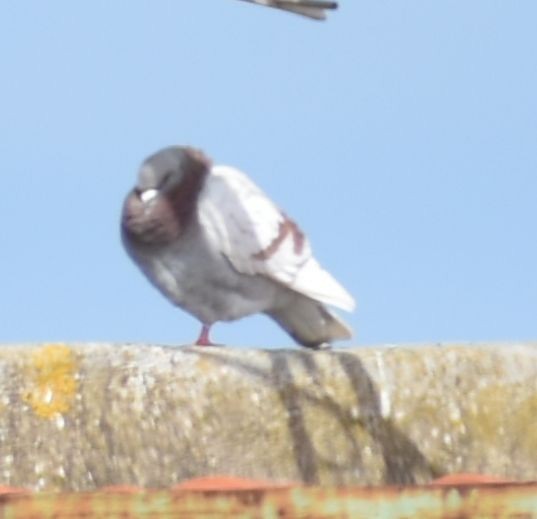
<box><xmin>0</xmin><ymin>343</ymin><xmax>535</xmax><ymax>491</ymax></box>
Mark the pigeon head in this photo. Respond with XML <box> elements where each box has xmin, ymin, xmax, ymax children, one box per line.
<box><xmin>122</xmin><ymin>146</ymin><xmax>211</xmax><ymax>246</ymax></box>
<box><xmin>136</xmin><ymin>146</ymin><xmax>202</xmax><ymax>192</ymax></box>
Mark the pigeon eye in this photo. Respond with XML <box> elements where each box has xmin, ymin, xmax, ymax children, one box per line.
<box><xmin>159</xmin><ymin>171</ymin><xmax>176</xmax><ymax>188</ymax></box>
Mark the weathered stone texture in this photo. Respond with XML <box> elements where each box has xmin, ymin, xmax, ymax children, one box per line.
<box><xmin>0</xmin><ymin>343</ymin><xmax>535</xmax><ymax>490</ymax></box>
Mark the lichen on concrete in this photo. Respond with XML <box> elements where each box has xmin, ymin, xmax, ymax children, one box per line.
<box><xmin>0</xmin><ymin>342</ymin><xmax>535</xmax><ymax>491</ymax></box>
<box><xmin>22</xmin><ymin>344</ymin><xmax>79</xmax><ymax>419</ymax></box>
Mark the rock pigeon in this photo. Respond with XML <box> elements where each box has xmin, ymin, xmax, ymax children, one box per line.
<box><xmin>238</xmin><ymin>0</ymin><xmax>338</xmax><ymax>20</ymax></box>
<box><xmin>121</xmin><ymin>146</ymin><xmax>355</xmax><ymax>348</ymax></box>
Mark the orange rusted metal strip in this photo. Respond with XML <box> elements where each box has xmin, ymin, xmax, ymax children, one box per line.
<box><xmin>0</xmin><ymin>484</ymin><xmax>535</xmax><ymax>518</ymax></box>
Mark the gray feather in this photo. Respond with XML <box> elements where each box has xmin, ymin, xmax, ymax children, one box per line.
<box><xmin>238</xmin><ymin>0</ymin><xmax>338</xmax><ymax>20</ymax></box>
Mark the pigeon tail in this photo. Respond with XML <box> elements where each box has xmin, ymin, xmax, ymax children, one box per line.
<box><xmin>267</xmin><ymin>294</ymin><xmax>352</xmax><ymax>348</ymax></box>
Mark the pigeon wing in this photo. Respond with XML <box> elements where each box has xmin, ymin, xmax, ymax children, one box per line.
<box><xmin>239</xmin><ymin>0</ymin><xmax>338</xmax><ymax>20</ymax></box>
<box><xmin>198</xmin><ymin>165</ymin><xmax>355</xmax><ymax>311</ymax></box>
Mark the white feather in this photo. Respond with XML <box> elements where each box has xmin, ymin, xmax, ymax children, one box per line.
<box><xmin>198</xmin><ymin>165</ymin><xmax>356</xmax><ymax>312</ymax></box>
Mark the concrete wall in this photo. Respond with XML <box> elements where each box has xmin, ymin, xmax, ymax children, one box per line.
<box><xmin>0</xmin><ymin>343</ymin><xmax>535</xmax><ymax>491</ymax></box>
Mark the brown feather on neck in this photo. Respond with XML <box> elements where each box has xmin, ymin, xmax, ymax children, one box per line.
<box><xmin>167</xmin><ymin>149</ymin><xmax>210</xmax><ymax>229</ymax></box>
<box><xmin>122</xmin><ymin>153</ymin><xmax>209</xmax><ymax>246</ymax></box>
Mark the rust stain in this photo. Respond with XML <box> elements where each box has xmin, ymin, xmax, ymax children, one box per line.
<box><xmin>100</xmin><ymin>485</ymin><xmax>145</xmax><ymax>494</ymax></box>
<box><xmin>0</xmin><ymin>486</ymin><xmax>29</xmax><ymax>496</ymax></box>
<box><xmin>431</xmin><ymin>473</ymin><xmax>510</xmax><ymax>486</ymax></box>
<box><xmin>22</xmin><ymin>344</ymin><xmax>79</xmax><ymax>419</ymax></box>
<box><xmin>172</xmin><ymin>476</ymin><xmax>295</xmax><ymax>491</ymax></box>
<box><xmin>0</xmin><ymin>483</ymin><xmax>536</xmax><ymax>518</ymax></box>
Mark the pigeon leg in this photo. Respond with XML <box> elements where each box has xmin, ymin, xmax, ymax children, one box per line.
<box><xmin>195</xmin><ymin>324</ymin><xmax>214</xmax><ymax>346</ymax></box>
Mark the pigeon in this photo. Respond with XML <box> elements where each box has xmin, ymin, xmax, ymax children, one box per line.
<box><xmin>121</xmin><ymin>146</ymin><xmax>355</xmax><ymax>348</ymax></box>
<box><xmin>238</xmin><ymin>0</ymin><xmax>338</xmax><ymax>20</ymax></box>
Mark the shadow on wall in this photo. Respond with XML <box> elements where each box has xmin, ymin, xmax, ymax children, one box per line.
<box><xmin>336</xmin><ymin>352</ymin><xmax>442</xmax><ymax>484</ymax></box>
<box><xmin>185</xmin><ymin>349</ymin><xmax>442</xmax><ymax>484</ymax></box>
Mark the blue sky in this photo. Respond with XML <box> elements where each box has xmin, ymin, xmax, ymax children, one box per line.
<box><xmin>1</xmin><ymin>1</ymin><xmax>536</xmax><ymax>347</ymax></box>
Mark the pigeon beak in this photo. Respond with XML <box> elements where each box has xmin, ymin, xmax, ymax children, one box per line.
<box><xmin>139</xmin><ymin>188</ymin><xmax>159</xmax><ymax>203</ymax></box>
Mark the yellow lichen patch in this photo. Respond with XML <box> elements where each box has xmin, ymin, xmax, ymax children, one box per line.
<box><xmin>23</xmin><ymin>344</ymin><xmax>79</xmax><ymax>419</ymax></box>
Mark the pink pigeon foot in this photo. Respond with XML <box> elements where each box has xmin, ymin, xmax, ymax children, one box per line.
<box><xmin>195</xmin><ymin>324</ymin><xmax>215</xmax><ymax>346</ymax></box>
